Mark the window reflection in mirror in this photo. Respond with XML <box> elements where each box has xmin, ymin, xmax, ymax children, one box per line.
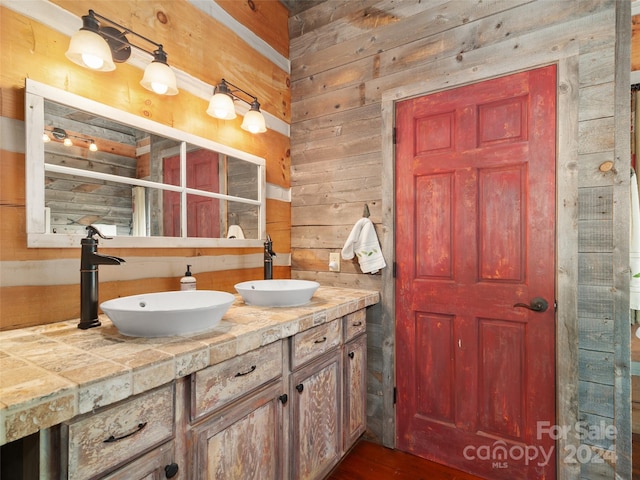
<box><xmin>27</xmin><ymin>79</ymin><xmax>265</xmax><ymax>248</ymax></box>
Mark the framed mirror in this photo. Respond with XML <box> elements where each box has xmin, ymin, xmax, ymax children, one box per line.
<box><xmin>25</xmin><ymin>79</ymin><xmax>266</xmax><ymax>248</ymax></box>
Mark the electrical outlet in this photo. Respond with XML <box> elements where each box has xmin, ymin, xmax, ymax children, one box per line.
<box><xmin>329</xmin><ymin>252</ymin><xmax>341</xmax><ymax>272</ymax></box>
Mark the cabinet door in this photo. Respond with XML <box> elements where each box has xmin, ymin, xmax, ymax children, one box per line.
<box><xmin>191</xmin><ymin>381</ymin><xmax>285</xmax><ymax>480</ymax></box>
<box><xmin>291</xmin><ymin>350</ymin><xmax>342</xmax><ymax>480</ymax></box>
<box><xmin>101</xmin><ymin>441</ymin><xmax>178</xmax><ymax>480</ymax></box>
<box><xmin>344</xmin><ymin>334</ymin><xmax>367</xmax><ymax>451</ymax></box>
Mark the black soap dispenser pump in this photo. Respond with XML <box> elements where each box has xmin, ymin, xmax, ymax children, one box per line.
<box><xmin>180</xmin><ymin>265</ymin><xmax>196</xmax><ymax>291</ymax></box>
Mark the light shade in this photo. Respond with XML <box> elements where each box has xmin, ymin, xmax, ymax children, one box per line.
<box><xmin>141</xmin><ymin>61</ymin><xmax>178</xmax><ymax>96</ymax></box>
<box><xmin>65</xmin><ymin>29</ymin><xmax>115</xmax><ymax>72</ymax></box>
<box><xmin>241</xmin><ymin>101</ymin><xmax>267</xmax><ymax>133</ymax></box>
<box><xmin>207</xmin><ymin>92</ymin><xmax>236</xmax><ymax>120</ymax></box>
<box><xmin>241</xmin><ymin>109</ymin><xmax>267</xmax><ymax>134</ymax></box>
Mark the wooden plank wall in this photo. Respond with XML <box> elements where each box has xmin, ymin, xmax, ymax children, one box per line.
<box><xmin>0</xmin><ymin>0</ymin><xmax>291</xmax><ymax>330</ymax></box>
<box><xmin>288</xmin><ymin>1</ymin><xmax>631</xmax><ymax>478</ymax></box>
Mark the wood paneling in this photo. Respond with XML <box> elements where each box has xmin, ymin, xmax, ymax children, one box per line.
<box><xmin>217</xmin><ymin>0</ymin><xmax>290</xmax><ymax>58</ymax></box>
<box><xmin>0</xmin><ymin>2</ymin><xmax>292</xmax><ymax>330</ymax></box>
<box><xmin>634</xmin><ymin>14</ymin><xmax>640</xmax><ymax>72</ymax></box>
<box><xmin>0</xmin><ymin>266</ymin><xmax>276</xmax><ymax>331</ymax></box>
<box><xmin>289</xmin><ymin>1</ymin><xmax>630</xmax><ymax>477</ymax></box>
<box><xmin>49</xmin><ymin>1</ymin><xmax>290</xmax><ymax>124</ymax></box>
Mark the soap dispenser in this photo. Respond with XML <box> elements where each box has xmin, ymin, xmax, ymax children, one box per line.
<box><xmin>180</xmin><ymin>265</ymin><xmax>196</xmax><ymax>291</ymax></box>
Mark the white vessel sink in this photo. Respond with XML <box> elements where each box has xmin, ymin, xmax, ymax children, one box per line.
<box><xmin>100</xmin><ymin>290</ymin><xmax>235</xmax><ymax>337</ymax></box>
<box><xmin>234</xmin><ymin>279</ymin><xmax>320</xmax><ymax>307</ymax></box>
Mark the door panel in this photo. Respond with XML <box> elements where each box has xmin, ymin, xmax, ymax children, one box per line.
<box><xmin>395</xmin><ymin>65</ymin><xmax>556</xmax><ymax>480</ymax></box>
<box><xmin>163</xmin><ymin>150</ymin><xmax>220</xmax><ymax>238</ymax></box>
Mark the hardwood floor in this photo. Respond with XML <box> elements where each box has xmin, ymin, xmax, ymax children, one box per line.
<box><xmin>326</xmin><ymin>440</ymin><xmax>483</xmax><ymax>480</ymax></box>
<box><xmin>330</xmin><ymin>436</ymin><xmax>640</xmax><ymax>480</ymax></box>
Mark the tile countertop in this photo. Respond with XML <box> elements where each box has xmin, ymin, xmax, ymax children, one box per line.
<box><xmin>0</xmin><ymin>286</ymin><xmax>379</xmax><ymax>446</ymax></box>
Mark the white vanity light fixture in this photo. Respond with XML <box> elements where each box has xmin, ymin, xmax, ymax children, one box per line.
<box><xmin>207</xmin><ymin>79</ymin><xmax>267</xmax><ymax>133</ymax></box>
<box><xmin>65</xmin><ymin>10</ymin><xmax>178</xmax><ymax>96</ymax></box>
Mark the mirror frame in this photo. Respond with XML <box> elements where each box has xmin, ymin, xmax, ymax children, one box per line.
<box><xmin>25</xmin><ymin>79</ymin><xmax>266</xmax><ymax>248</ymax></box>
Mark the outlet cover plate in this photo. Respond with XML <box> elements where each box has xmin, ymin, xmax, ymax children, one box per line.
<box><xmin>329</xmin><ymin>252</ymin><xmax>341</xmax><ymax>272</ymax></box>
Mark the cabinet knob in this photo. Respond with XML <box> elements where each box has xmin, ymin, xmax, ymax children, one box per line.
<box><xmin>165</xmin><ymin>463</ymin><xmax>179</xmax><ymax>478</ymax></box>
<box><xmin>348</xmin><ymin>351</ymin><xmax>355</xmax><ymax>359</ymax></box>
<box><xmin>279</xmin><ymin>393</ymin><xmax>288</xmax><ymax>404</ymax></box>
<box><xmin>296</xmin><ymin>383</ymin><xmax>304</xmax><ymax>393</ymax></box>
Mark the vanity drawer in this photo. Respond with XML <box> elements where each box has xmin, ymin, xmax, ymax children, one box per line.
<box><xmin>62</xmin><ymin>383</ymin><xmax>174</xmax><ymax>480</ymax></box>
<box><xmin>291</xmin><ymin>319</ymin><xmax>342</xmax><ymax>369</ymax></box>
<box><xmin>192</xmin><ymin>340</ymin><xmax>283</xmax><ymax>420</ymax></box>
<box><xmin>344</xmin><ymin>309</ymin><xmax>366</xmax><ymax>342</ymax></box>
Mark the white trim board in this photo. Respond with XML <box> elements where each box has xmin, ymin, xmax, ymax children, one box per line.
<box><xmin>0</xmin><ymin>253</ymin><xmax>292</xmax><ymax>287</ymax></box>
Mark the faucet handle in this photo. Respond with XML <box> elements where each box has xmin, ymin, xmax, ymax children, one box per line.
<box><xmin>86</xmin><ymin>225</ymin><xmax>112</xmax><ymax>240</ymax></box>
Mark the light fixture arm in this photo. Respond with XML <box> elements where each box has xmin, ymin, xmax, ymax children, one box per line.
<box><xmin>88</xmin><ymin>9</ymin><xmax>165</xmax><ymax>59</ymax></box>
<box><xmin>219</xmin><ymin>78</ymin><xmax>259</xmax><ymax>107</ymax></box>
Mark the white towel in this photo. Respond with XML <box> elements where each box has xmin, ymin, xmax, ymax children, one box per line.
<box><xmin>631</xmin><ymin>170</ymin><xmax>640</xmax><ymax>309</ymax></box>
<box><xmin>341</xmin><ymin>218</ymin><xmax>386</xmax><ymax>274</ymax></box>
<box><xmin>227</xmin><ymin>224</ymin><xmax>245</xmax><ymax>239</ymax></box>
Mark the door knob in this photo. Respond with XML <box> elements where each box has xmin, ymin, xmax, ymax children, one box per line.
<box><xmin>513</xmin><ymin>297</ymin><xmax>549</xmax><ymax>312</ymax></box>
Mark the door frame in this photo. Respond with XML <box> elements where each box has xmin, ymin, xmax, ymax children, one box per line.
<box><xmin>380</xmin><ymin>56</ymin><xmax>580</xmax><ymax>479</ymax></box>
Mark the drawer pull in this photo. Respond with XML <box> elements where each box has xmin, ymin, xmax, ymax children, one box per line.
<box><xmin>314</xmin><ymin>336</ymin><xmax>327</xmax><ymax>344</ymax></box>
<box><xmin>348</xmin><ymin>351</ymin><xmax>355</xmax><ymax>359</ymax></box>
<box><xmin>235</xmin><ymin>365</ymin><xmax>257</xmax><ymax>377</ymax></box>
<box><xmin>296</xmin><ymin>383</ymin><xmax>304</xmax><ymax>393</ymax></box>
<box><xmin>352</xmin><ymin>321</ymin><xmax>363</xmax><ymax>326</ymax></box>
<box><xmin>103</xmin><ymin>422</ymin><xmax>147</xmax><ymax>443</ymax></box>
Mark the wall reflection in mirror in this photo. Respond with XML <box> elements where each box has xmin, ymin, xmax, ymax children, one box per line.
<box><xmin>32</xmin><ymin>83</ymin><xmax>264</xmax><ymax>246</ymax></box>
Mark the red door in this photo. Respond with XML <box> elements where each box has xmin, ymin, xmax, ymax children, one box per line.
<box><xmin>163</xmin><ymin>149</ymin><xmax>220</xmax><ymax>238</ymax></box>
<box><xmin>395</xmin><ymin>66</ymin><xmax>556</xmax><ymax>480</ymax></box>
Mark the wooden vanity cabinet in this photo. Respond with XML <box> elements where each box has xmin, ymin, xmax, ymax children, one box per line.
<box><xmin>50</xmin><ymin>307</ymin><xmax>370</xmax><ymax>480</ymax></box>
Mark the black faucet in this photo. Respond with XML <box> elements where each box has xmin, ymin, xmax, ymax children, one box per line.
<box><xmin>79</xmin><ymin>226</ymin><xmax>125</xmax><ymax>330</ymax></box>
<box><xmin>264</xmin><ymin>234</ymin><xmax>276</xmax><ymax>280</ymax></box>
